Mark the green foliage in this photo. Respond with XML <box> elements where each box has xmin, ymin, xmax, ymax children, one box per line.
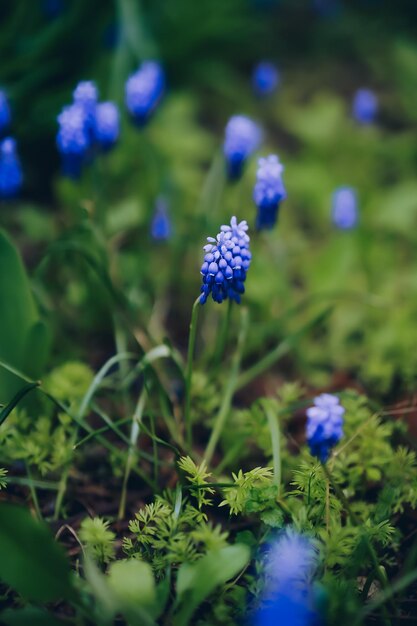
<box><xmin>0</xmin><ymin>468</ymin><xmax>7</xmax><ymax>489</ymax></box>
<box><xmin>79</xmin><ymin>517</ymin><xmax>116</xmax><ymax>565</ymax></box>
<box><xmin>178</xmin><ymin>456</ymin><xmax>214</xmax><ymax>510</ymax></box>
<box><xmin>220</xmin><ymin>467</ymin><xmax>273</xmax><ymax>515</ymax></box>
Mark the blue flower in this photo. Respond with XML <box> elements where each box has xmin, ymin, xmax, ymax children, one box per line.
<box><xmin>94</xmin><ymin>102</ymin><xmax>120</xmax><ymax>151</ymax></box>
<box><xmin>200</xmin><ymin>216</ymin><xmax>252</xmax><ymax>304</ymax></box>
<box><xmin>56</xmin><ymin>103</ymin><xmax>91</xmax><ymax>178</ymax></box>
<box><xmin>73</xmin><ymin>80</ymin><xmax>98</xmax><ymax>132</ymax></box>
<box><xmin>252</xmin><ymin>62</ymin><xmax>280</xmax><ymax>97</ymax></box>
<box><xmin>255</xmin><ymin>530</ymin><xmax>318</xmax><ymax>626</ymax></box>
<box><xmin>253</xmin><ymin>155</ymin><xmax>286</xmax><ymax>229</ymax></box>
<box><xmin>306</xmin><ymin>393</ymin><xmax>345</xmax><ymax>463</ymax></box>
<box><xmin>352</xmin><ymin>88</ymin><xmax>378</xmax><ymax>124</ymax></box>
<box><xmin>125</xmin><ymin>61</ymin><xmax>165</xmax><ymax>126</ymax></box>
<box><xmin>223</xmin><ymin>115</ymin><xmax>261</xmax><ymax>181</ymax></box>
<box><xmin>0</xmin><ymin>91</ymin><xmax>11</xmax><ymax>135</ymax></box>
<box><xmin>151</xmin><ymin>197</ymin><xmax>171</xmax><ymax>241</ymax></box>
<box><xmin>0</xmin><ymin>138</ymin><xmax>22</xmax><ymax>199</ymax></box>
<box><xmin>332</xmin><ymin>187</ymin><xmax>358</xmax><ymax>230</ymax></box>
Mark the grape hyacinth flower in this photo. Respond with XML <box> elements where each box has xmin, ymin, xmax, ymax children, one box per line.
<box><xmin>151</xmin><ymin>197</ymin><xmax>171</xmax><ymax>241</ymax></box>
<box><xmin>0</xmin><ymin>91</ymin><xmax>11</xmax><ymax>135</ymax></box>
<box><xmin>306</xmin><ymin>393</ymin><xmax>345</xmax><ymax>463</ymax></box>
<box><xmin>56</xmin><ymin>103</ymin><xmax>91</xmax><ymax>178</ymax></box>
<box><xmin>352</xmin><ymin>88</ymin><xmax>378</xmax><ymax>124</ymax></box>
<box><xmin>73</xmin><ymin>80</ymin><xmax>98</xmax><ymax>133</ymax></box>
<box><xmin>200</xmin><ymin>216</ymin><xmax>252</xmax><ymax>304</ymax></box>
<box><xmin>125</xmin><ymin>61</ymin><xmax>165</xmax><ymax>126</ymax></box>
<box><xmin>332</xmin><ymin>186</ymin><xmax>358</xmax><ymax>230</ymax></box>
<box><xmin>223</xmin><ymin>115</ymin><xmax>262</xmax><ymax>181</ymax></box>
<box><xmin>94</xmin><ymin>102</ymin><xmax>120</xmax><ymax>151</ymax></box>
<box><xmin>0</xmin><ymin>138</ymin><xmax>23</xmax><ymax>199</ymax></box>
<box><xmin>255</xmin><ymin>530</ymin><xmax>318</xmax><ymax>626</ymax></box>
<box><xmin>252</xmin><ymin>62</ymin><xmax>280</xmax><ymax>97</ymax></box>
<box><xmin>253</xmin><ymin>155</ymin><xmax>286</xmax><ymax>230</ymax></box>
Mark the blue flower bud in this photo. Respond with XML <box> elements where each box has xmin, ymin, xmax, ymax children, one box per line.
<box><xmin>0</xmin><ymin>138</ymin><xmax>22</xmax><ymax>199</ymax></box>
<box><xmin>200</xmin><ymin>216</ymin><xmax>252</xmax><ymax>304</ymax></box>
<box><xmin>223</xmin><ymin>115</ymin><xmax>261</xmax><ymax>181</ymax></box>
<box><xmin>93</xmin><ymin>102</ymin><xmax>120</xmax><ymax>151</ymax></box>
<box><xmin>253</xmin><ymin>155</ymin><xmax>286</xmax><ymax>230</ymax></box>
<box><xmin>252</xmin><ymin>62</ymin><xmax>280</xmax><ymax>97</ymax></box>
<box><xmin>352</xmin><ymin>88</ymin><xmax>378</xmax><ymax>124</ymax></box>
<box><xmin>0</xmin><ymin>91</ymin><xmax>11</xmax><ymax>135</ymax></box>
<box><xmin>151</xmin><ymin>198</ymin><xmax>172</xmax><ymax>241</ymax></box>
<box><xmin>125</xmin><ymin>61</ymin><xmax>165</xmax><ymax>126</ymax></box>
<box><xmin>306</xmin><ymin>393</ymin><xmax>345</xmax><ymax>463</ymax></box>
<box><xmin>56</xmin><ymin>103</ymin><xmax>91</xmax><ymax>178</ymax></box>
<box><xmin>332</xmin><ymin>187</ymin><xmax>358</xmax><ymax>230</ymax></box>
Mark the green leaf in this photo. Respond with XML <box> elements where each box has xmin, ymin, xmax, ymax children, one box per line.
<box><xmin>107</xmin><ymin>559</ymin><xmax>156</xmax><ymax>608</ymax></box>
<box><xmin>0</xmin><ymin>503</ymin><xmax>74</xmax><ymax>602</ymax></box>
<box><xmin>0</xmin><ymin>381</ymin><xmax>40</xmax><ymax>427</ymax></box>
<box><xmin>174</xmin><ymin>544</ymin><xmax>250</xmax><ymax>626</ymax></box>
<box><xmin>0</xmin><ymin>607</ymin><xmax>70</xmax><ymax>626</ymax></box>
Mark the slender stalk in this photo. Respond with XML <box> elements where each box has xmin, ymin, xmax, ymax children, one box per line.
<box><xmin>25</xmin><ymin>463</ymin><xmax>42</xmax><ymax>520</ymax></box>
<box><xmin>204</xmin><ymin>307</ymin><xmax>249</xmax><ymax>466</ymax></box>
<box><xmin>212</xmin><ymin>299</ymin><xmax>233</xmax><ymax>368</ymax></box>
<box><xmin>184</xmin><ymin>298</ymin><xmax>201</xmax><ymax>450</ymax></box>
<box><xmin>261</xmin><ymin>400</ymin><xmax>281</xmax><ymax>493</ymax></box>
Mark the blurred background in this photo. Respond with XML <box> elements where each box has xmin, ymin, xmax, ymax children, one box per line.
<box><xmin>1</xmin><ymin>0</ymin><xmax>417</xmax><ymax>400</ymax></box>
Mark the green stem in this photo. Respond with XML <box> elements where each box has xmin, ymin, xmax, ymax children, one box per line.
<box><xmin>213</xmin><ymin>299</ymin><xmax>233</xmax><ymax>368</ymax></box>
<box><xmin>184</xmin><ymin>298</ymin><xmax>201</xmax><ymax>450</ymax></box>
<box><xmin>25</xmin><ymin>463</ymin><xmax>42</xmax><ymax>520</ymax></box>
<box><xmin>261</xmin><ymin>400</ymin><xmax>281</xmax><ymax>493</ymax></box>
<box><xmin>204</xmin><ymin>307</ymin><xmax>249</xmax><ymax>466</ymax></box>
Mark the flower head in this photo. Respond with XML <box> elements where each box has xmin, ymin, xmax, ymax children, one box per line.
<box><xmin>56</xmin><ymin>103</ymin><xmax>91</xmax><ymax>178</ymax></box>
<box><xmin>200</xmin><ymin>216</ymin><xmax>252</xmax><ymax>304</ymax></box>
<box><xmin>0</xmin><ymin>91</ymin><xmax>11</xmax><ymax>134</ymax></box>
<box><xmin>0</xmin><ymin>137</ymin><xmax>22</xmax><ymax>199</ymax></box>
<box><xmin>253</xmin><ymin>155</ymin><xmax>286</xmax><ymax>229</ymax></box>
<box><xmin>255</xmin><ymin>530</ymin><xmax>318</xmax><ymax>626</ymax></box>
<box><xmin>223</xmin><ymin>115</ymin><xmax>261</xmax><ymax>181</ymax></box>
<box><xmin>125</xmin><ymin>61</ymin><xmax>165</xmax><ymax>126</ymax></box>
<box><xmin>151</xmin><ymin>197</ymin><xmax>171</xmax><ymax>241</ymax></box>
<box><xmin>94</xmin><ymin>102</ymin><xmax>120</xmax><ymax>151</ymax></box>
<box><xmin>352</xmin><ymin>88</ymin><xmax>378</xmax><ymax>124</ymax></box>
<box><xmin>332</xmin><ymin>187</ymin><xmax>358</xmax><ymax>230</ymax></box>
<box><xmin>306</xmin><ymin>393</ymin><xmax>345</xmax><ymax>463</ymax></box>
<box><xmin>73</xmin><ymin>81</ymin><xmax>98</xmax><ymax>132</ymax></box>
<box><xmin>252</xmin><ymin>62</ymin><xmax>280</xmax><ymax>97</ymax></box>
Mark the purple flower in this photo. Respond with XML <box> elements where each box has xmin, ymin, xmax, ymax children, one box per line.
<box><xmin>352</xmin><ymin>89</ymin><xmax>378</xmax><ymax>124</ymax></box>
<box><xmin>56</xmin><ymin>103</ymin><xmax>91</xmax><ymax>178</ymax></box>
<box><xmin>94</xmin><ymin>102</ymin><xmax>120</xmax><ymax>151</ymax></box>
<box><xmin>151</xmin><ymin>197</ymin><xmax>171</xmax><ymax>241</ymax></box>
<box><xmin>252</xmin><ymin>62</ymin><xmax>280</xmax><ymax>97</ymax></box>
<box><xmin>253</xmin><ymin>155</ymin><xmax>286</xmax><ymax>230</ymax></box>
<box><xmin>332</xmin><ymin>187</ymin><xmax>358</xmax><ymax>230</ymax></box>
<box><xmin>223</xmin><ymin>115</ymin><xmax>262</xmax><ymax>181</ymax></box>
<box><xmin>125</xmin><ymin>61</ymin><xmax>165</xmax><ymax>126</ymax></box>
<box><xmin>0</xmin><ymin>138</ymin><xmax>22</xmax><ymax>199</ymax></box>
<box><xmin>306</xmin><ymin>393</ymin><xmax>345</xmax><ymax>463</ymax></box>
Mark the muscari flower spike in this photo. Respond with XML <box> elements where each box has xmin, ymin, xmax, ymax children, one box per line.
<box><xmin>252</xmin><ymin>61</ymin><xmax>280</xmax><ymax>97</ymax></box>
<box><xmin>125</xmin><ymin>61</ymin><xmax>165</xmax><ymax>126</ymax></box>
<box><xmin>56</xmin><ymin>102</ymin><xmax>91</xmax><ymax>179</ymax></box>
<box><xmin>352</xmin><ymin>88</ymin><xmax>378</xmax><ymax>124</ymax></box>
<box><xmin>255</xmin><ymin>529</ymin><xmax>318</xmax><ymax>626</ymax></box>
<box><xmin>200</xmin><ymin>216</ymin><xmax>252</xmax><ymax>305</ymax></box>
<box><xmin>332</xmin><ymin>186</ymin><xmax>358</xmax><ymax>230</ymax></box>
<box><xmin>253</xmin><ymin>154</ymin><xmax>286</xmax><ymax>230</ymax></box>
<box><xmin>0</xmin><ymin>137</ymin><xmax>23</xmax><ymax>199</ymax></box>
<box><xmin>151</xmin><ymin>197</ymin><xmax>172</xmax><ymax>241</ymax></box>
<box><xmin>94</xmin><ymin>102</ymin><xmax>120</xmax><ymax>151</ymax></box>
<box><xmin>0</xmin><ymin>91</ymin><xmax>11</xmax><ymax>135</ymax></box>
<box><xmin>73</xmin><ymin>80</ymin><xmax>98</xmax><ymax>133</ymax></box>
<box><xmin>223</xmin><ymin>115</ymin><xmax>262</xmax><ymax>181</ymax></box>
<box><xmin>306</xmin><ymin>393</ymin><xmax>345</xmax><ymax>463</ymax></box>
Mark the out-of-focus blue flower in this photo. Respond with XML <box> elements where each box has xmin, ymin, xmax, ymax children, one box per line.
<box><xmin>223</xmin><ymin>115</ymin><xmax>262</xmax><ymax>181</ymax></box>
<box><xmin>306</xmin><ymin>393</ymin><xmax>345</xmax><ymax>463</ymax></box>
<box><xmin>352</xmin><ymin>88</ymin><xmax>378</xmax><ymax>124</ymax></box>
<box><xmin>253</xmin><ymin>155</ymin><xmax>286</xmax><ymax>229</ymax></box>
<box><xmin>125</xmin><ymin>61</ymin><xmax>165</xmax><ymax>126</ymax></box>
<box><xmin>252</xmin><ymin>62</ymin><xmax>280</xmax><ymax>97</ymax></box>
<box><xmin>56</xmin><ymin>103</ymin><xmax>91</xmax><ymax>178</ymax></box>
<box><xmin>94</xmin><ymin>102</ymin><xmax>120</xmax><ymax>151</ymax></box>
<box><xmin>0</xmin><ymin>138</ymin><xmax>22</xmax><ymax>199</ymax></box>
<box><xmin>332</xmin><ymin>187</ymin><xmax>358</xmax><ymax>230</ymax></box>
<box><xmin>151</xmin><ymin>197</ymin><xmax>172</xmax><ymax>241</ymax></box>
<box><xmin>42</xmin><ymin>0</ymin><xmax>65</xmax><ymax>19</ymax></box>
<box><xmin>255</xmin><ymin>530</ymin><xmax>318</xmax><ymax>626</ymax></box>
<box><xmin>0</xmin><ymin>91</ymin><xmax>11</xmax><ymax>135</ymax></box>
<box><xmin>200</xmin><ymin>216</ymin><xmax>252</xmax><ymax>304</ymax></box>
<box><xmin>73</xmin><ymin>81</ymin><xmax>98</xmax><ymax>132</ymax></box>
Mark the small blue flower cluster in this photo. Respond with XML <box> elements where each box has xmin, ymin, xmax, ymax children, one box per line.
<box><xmin>57</xmin><ymin>81</ymin><xmax>120</xmax><ymax>178</ymax></box>
<box><xmin>0</xmin><ymin>90</ymin><xmax>22</xmax><ymax>199</ymax></box>
<box><xmin>306</xmin><ymin>393</ymin><xmax>345</xmax><ymax>463</ymax></box>
<box><xmin>252</xmin><ymin>61</ymin><xmax>280</xmax><ymax>97</ymax></box>
<box><xmin>200</xmin><ymin>216</ymin><xmax>252</xmax><ymax>304</ymax></box>
<box><xmin>125</xmin><ymin>61</ymin><xmax>165</xmax><ymax>126</ymax></box>
<box><xmin>255</xmin><ymin>530</ymin><xmax>318</xmax><ymax>626</ymax></box>
<box><xmin>352</xmin><ymin>88</ymin><xmax>378</xmax><ymax>124</ymax></box>
<box><xmin>253</xmin><ymin>155</ymin><xmax>286</xmax><ymax>229</ymax></box>
<box><xmin>151</xmin><ymin>197</ymin><xmax>171</xmax><ymax>241</ymax></box>
<box><xmin>332</xmin><ymin>186</ymin><xmax>358</xmax><ymax>230</ymax></box>
<box><xmin>223</xmin><ymin>115</ymin><xmax>262</xmax><ymax>181</ymax></box>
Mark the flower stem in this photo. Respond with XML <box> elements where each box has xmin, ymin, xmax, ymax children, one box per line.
<box><xmin>212</xmin><ymin>299</ymin><xmax>233</xmax><ymax>367</ymax></box>
<box><xmin>261</xmin><ymin>399</ymin><xmax>281</xmax><ymax>494</ymax></box>
<box><xmin>204</xmin><ymin>307</ymin><xmax>249</xmax><ymax>466</ymax></box>
<box><xmin>184</xmin><ymin>297</ymin><xmax>201</xmax><ymax>450</ymax></box>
